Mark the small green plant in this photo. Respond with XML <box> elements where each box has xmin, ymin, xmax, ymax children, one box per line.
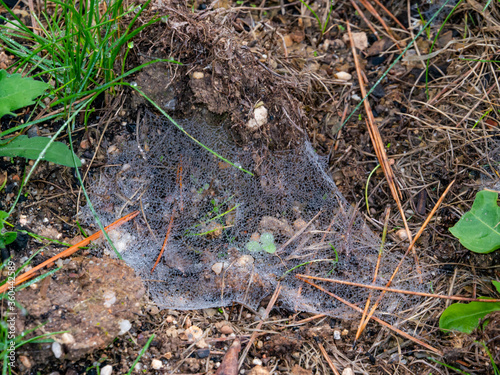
<box><xmin>0</xmin><ymin>70</ymin><xmax>80</xmax><ymax>167</ymax></box>
<box><xmin>298</xmin><ymin>0</ymin><xmax>334</xmax><ymax>45</ymax></box>
<box><xmin>0</xmin><ymin>0</ymin><xmax>159</xmax><ymax>116</ymax></box>
<box><xmin>439</xmin><ymin>190</ymin><xmax>500</xmax><ymax>334</ymax></box>
<box><xmin>246</xmin><ymin>232</ymin><xmax>276</xmax><ymax>254</ymax></box>
<box><xmin>449</xmin><ymin>190</ymin><xmax>500</xmax><ymax>254</ymax></box>
<box><xmin>0</xmin><ymin>211</ymin><xmax>16</xmax><ymax>255</ymax></box>
<box><xmin>125</xmin><ymin>333</ymin><xmax>155</xmax><ymax>375</ymax></box>
<box><xmin>0</xmin><ymin>70</ymin><xmax>49</xmax><ymax>118</ymax></box>
<box><xmin>439</xmin><ymin>281</ymin><xmax>500</xmax><ymax>334</ymax></box>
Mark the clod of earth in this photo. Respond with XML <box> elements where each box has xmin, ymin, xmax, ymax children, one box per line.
<box><xmin>16</xmin><ymin>256</ymin><xmax>145</xmax><ymax>362</ymax></box>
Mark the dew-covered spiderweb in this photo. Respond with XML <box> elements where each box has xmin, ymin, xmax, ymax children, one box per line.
<box><xmin>83</xmin><ymin>109</ymin><xmax>426</xmax><ymax>321</ymax></box>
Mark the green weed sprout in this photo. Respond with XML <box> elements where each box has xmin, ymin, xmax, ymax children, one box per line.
<box><xmin>0</xmin><ymin>0</ymin><xmax>160</xmax><ymax>118</ymax></box>
<box><xmin>246</xmin><ymin>232</ymin><xmax>276</xmax><ymax>254</ymax></box>
<box><xmin>298</xmin><ymin>0</ymin><xmax>334</xmax><ymax>45</ymax></box>
<box><xmin>126</xmin><ymin>334</ymin><xmax>155</xmax><ymax>375</ymax></box>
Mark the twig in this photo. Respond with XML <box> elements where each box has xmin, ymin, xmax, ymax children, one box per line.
<box><xmin>318</xmin><ymin>343</ymin><xmax>341</xmax><ymax>375</ymax></box>
<box><xmin>296</xmin><ymin>274</ymin><xmax>500</xmax><ymax>303</ymax></box>
<box><xmin>238</xmin><ymin>283</ymin><xmax>282</xmax><ymax>369</ymax></box>
<box><xmin>0</xmin><ymin>211</ymin><xmax>140</xmax><ymax>294</ymax></box>
<box><xmin>348</xmin><ymin>0</ymin><xmax>379</xmax><ymax>38</ymax></box>
<box><xmin>370</xmin><ymin>0</ymin><xmax>407</xmax><ymax>31</ymax></box>
<box><xmin>297</xmin><ymin>277</ymin><xmax>443</xmax><ymax>355</ymax></box>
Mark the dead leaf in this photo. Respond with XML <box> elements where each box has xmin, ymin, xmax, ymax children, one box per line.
<box><xmin>343</xmin><ymin>32</ymin><xmax>368</xmax><ymax>51</ymax></box>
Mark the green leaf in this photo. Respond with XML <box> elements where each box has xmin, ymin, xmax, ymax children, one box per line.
<box><xmin>493</xmin><ymin>280</ymin><xmax>500</xmax><ymax>294</ymax></box>
<box><xmin>260</xmin><ymin>232</ymin><xmax>275</xmax><ymax>245</ymax></box>
<box><xmin>0</xmin><ymin>136</ymin><xmax>81</xmax><ymax>167</ymax></box>
<box><xmin>246</xmin><ymin>241</ymin><xmax>261</xmax><ymax>252</ymax></box>
<box><xmin>439</xmin><ymin>301</ymin><xmax>500</xmax><ymax>334</ymax></box>
<box><xmin>262</xmin><ymin>242</ymin><xmax>276</xmax><ymax>254</ymax></box>
<box><xmin>449</xmin><ymin>190</ymin><xmax>500</xmax><ymax>253</ymax></box>
<box><xmin>2</xmin><ymin>231</ymin><xmax>17</xmax><ymax>246</ymax></box>
<box><xmin>0</xmin><ymin>210</ymin><xmax>7</xmax><ymax>232</ymax></box>
<box><xmin>0</xmin><ymin>70</ymin><xmax>51</xmax><ymax>118</ymax></box>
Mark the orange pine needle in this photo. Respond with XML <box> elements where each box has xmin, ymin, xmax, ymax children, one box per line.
<box><xmin>356</xmin><ymin>207</ymin><xmax>390</xmax><ymax>342</ymax></box>
<box><xmin>0</xmin><ymin>210</ymin><xmax>140</xmax><ymax>294</ymax></box>
<box><xmin>151</xmin><ymin>210</ymin><xmax>175</xmax><ymax>274</ymax></box>
<box><xmin>298</xmin><ymin>276</ymin><xmax>443</xmax><ymax>355</ymax></box>
<box><xmin>296</xmin><ymin>274</ymin><xmax>500</xmax><ymax>303</ymax></box>
<box><xmin>369</xmin><ymin>0</ymin><xmax>407</xmax><ymax>31</ymax></box>
<box><xmin>356</xmin><ymin>179</ymin><xmax>455</xmax><ymax>340</ymax></box>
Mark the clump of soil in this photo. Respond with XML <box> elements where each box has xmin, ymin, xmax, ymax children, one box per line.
<box><xmin>16</xmin><ymin>257</ymin><xmax>145</xmax><ymax>365</ymax></box>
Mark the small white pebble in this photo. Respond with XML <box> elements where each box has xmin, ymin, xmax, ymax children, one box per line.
<box><xmin>252</xmin><ymin>358</ymin><xmax>262</xmax><ymax>366</ymax></box>
<box><xmin>342</xmin><ymin>368</ymin><xmax>354</xmax><ymax>375</ymax></box>
<box><xmin>118</xmin><ymin>319</ymin><xmax>132</xmax><ymax>335</ymax></box>
<box><xmin>101</xmin><ymin>365</ymin><xmax>112</xmax><ymax>375</ymax></box>
<box><xmin>396</xmin><ymin>228</ymin><xmax>409</xmax><ymax>241</ymax></box>
<box><xmin>334</xmin><ymin>330</ymin><xmax>341</xmax><ymax>340</ymax></box>
<box><xmin>192</xmin><ymin>72</ymin><xmax>204</xmax><ymax>79</ymax></box>
<box><xmin>247</xmin><ymin>106</ymin><xmax>268</xmax><ymax>130</ymax></box>
<box><xmin>151</xmin><ymin>359</ymin><xmax>163</xmax><ymax>370</ymax></box>
<box><xmin>52</xmin><ymin>342</ymin><xmax>62</xmax><ymax>358</ymax></box>
<box><xmin>61</xmin><ymin>333</ymin><xmax>75</xmax><ymax>345</ymax></box>
<box><xmin>334</xmin><ymin>71</ymin><xmax>352</xmax><ymax>81</ymax></box>
<box><xmin>212</xmin><ymin>262</ymin><xmax>223</xmax><ymax>275</ymax></box>
<box><xmin>103</xmin><ymin>290</ymin><xmax>117</xmax><ymax>308</ymax></box>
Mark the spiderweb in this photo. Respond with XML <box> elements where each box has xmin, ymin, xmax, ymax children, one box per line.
<box><xmin>83</xmin><ymin>109</ymin><xmax>426</xmax><ymax>321</ymax></box>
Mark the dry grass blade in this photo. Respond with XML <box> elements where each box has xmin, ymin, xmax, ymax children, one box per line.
<box><xmin>348</xmin><ymin>0</ymin><xmax>379</xmax><ymax>38</ymax></box>
<box><xmin>297</xmin><ymin>276</ymin><xmax>443</xmax><ymax>355</ymax></box>
<box><xmin>0</xmin><ymin>210</ymin><xmax>140</xmax><ymax>294</ymax></box>
<box><xmin>369</xmin><ymin>0</ymin><xmax>407</xmax><ymax>31</ymax></box>
<box><xmin>358</xmin><ymin>0</ymin><xmax>401</xmax><ymax>49</ymax></box>
<box><xmin>318</xmin><ymin>343</ymin><xmax>341</xmax><ymax>375</ymax></box>
<box><xmin>356</xmin><ymin>179</ymin><xmax>455</xmax><ymax>340</ymax></box>
<box><xmin>347</xmin><ymin>21</ymin><xmax>421</xmax><ymax>276</ymax></box>
<box><xmin>238</xmin><ymin>283</ymin><xmax>282</xmax><ymax>369</ymax></box>
<box><xmin>296</xmin><ymin>274</ymin><xmax>500</xmax><ymax>303</ymax></box>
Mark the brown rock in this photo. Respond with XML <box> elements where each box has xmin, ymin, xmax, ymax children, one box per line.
<box><xmin>290</xmin><ymin>29</ymin><xmax>305</xmax><ymax>43</ymax></box>
<box><xmin>19</xmin><ymin>355</ymin><xmax>31</xmax><ymax>369</ymax></box>
<box><xmin>284</xmin><ymin>35</ymin><xmax>294</xmax><ymax>48</ymax></box>
<box><xmin>220</xmin><ymin>325</ymin><xmax>233</xmax><ymax>335</ymax></box>
<box><xmin>343</xmin><ymin>32</ymin><xmax>368</xmax><ymax>50</ymax></box>
<box><xmin>80</xmin><ymin>139</ymin><xmax>90</xmax><ymax>150</ymax></box>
